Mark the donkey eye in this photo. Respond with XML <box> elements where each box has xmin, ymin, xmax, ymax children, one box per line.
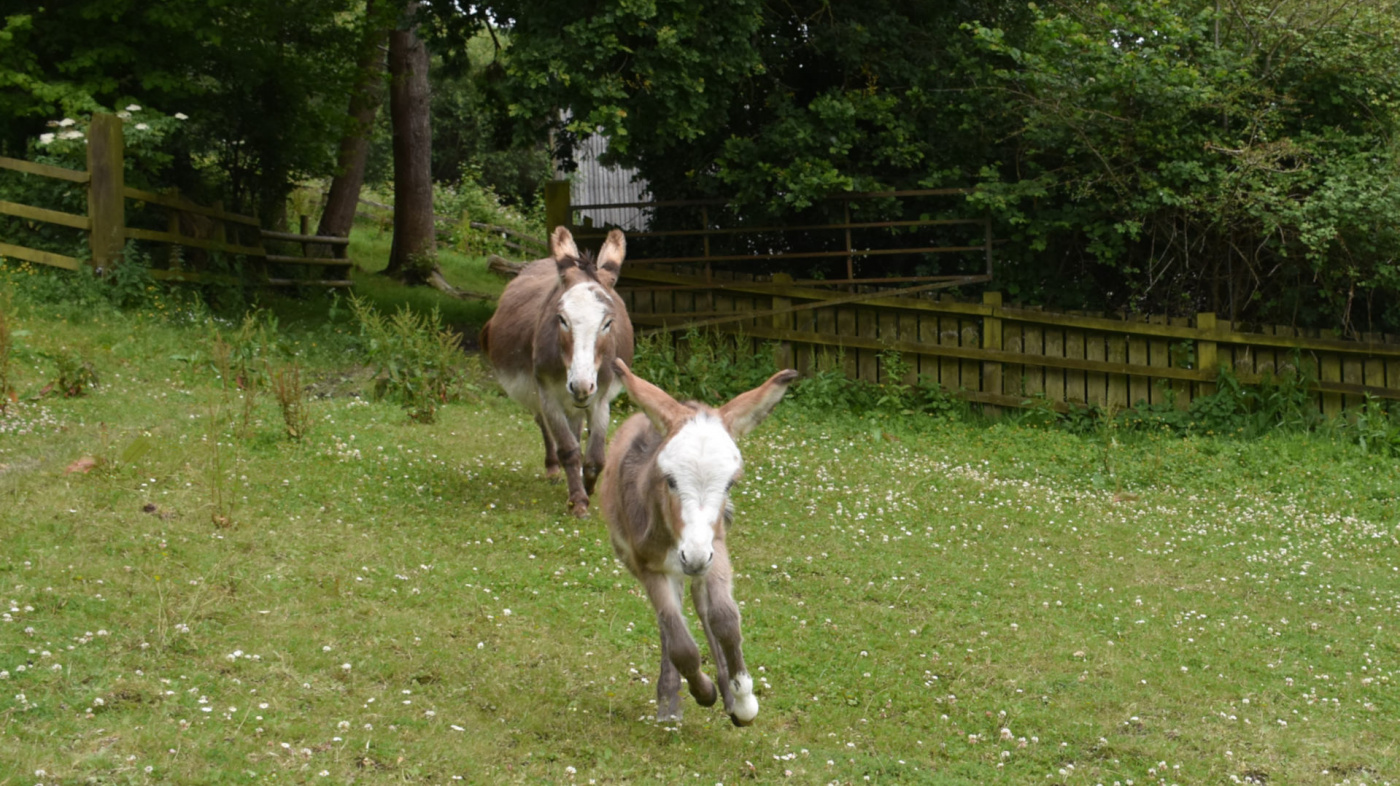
<box><xmin>602</xmin><ymin>319</ymin><xmax>613</xmax><ymax>333</ymax></box>
<box><xmin>665</xmin><ymin>476</ymin><xmax>678</xmax><ymax>491</ymax></box>
<box><xmin>558</xmin><ymin>315</ymin><xmax>569</xmax><ymax>330</ymax></box>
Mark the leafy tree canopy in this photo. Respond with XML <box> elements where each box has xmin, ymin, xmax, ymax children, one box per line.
<box><xmin>444</xmin><ymin>0</ymin><xmax>1400</xmax><ymax>331</ymax></box>
<box><xmin>0</xmin><ymin>0</ymin><xmax>366</xmax><ymax>216</ymax></box>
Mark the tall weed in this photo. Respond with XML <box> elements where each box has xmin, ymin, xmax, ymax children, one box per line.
<box><xmin>0</xmin><ymin>300</ymin><xmax>13</xmax><ymax>410</ymax></box>
<box><xmin>269</xmin><ymin>363</ymin><xmax>313</xmax><ymax>441</ymax></box>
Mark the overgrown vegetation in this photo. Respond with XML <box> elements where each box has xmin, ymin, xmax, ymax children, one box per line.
<box><xmin>348</xmin><ymin>295</ymin><xmax>473</xmax><ymax>424</ymax></box>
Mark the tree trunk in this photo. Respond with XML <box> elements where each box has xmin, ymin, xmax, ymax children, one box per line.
<box><xmin>316</xmin><ymin>0</ymin><xmax>390</xmax><ymax>247</ymax></box>
<box><xmin>385</xmin><ymin>16</ymin><xmax>436</xmax><ymax>283</ymax></box>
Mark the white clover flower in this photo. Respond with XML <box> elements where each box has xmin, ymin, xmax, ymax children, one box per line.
<box><xmin>125</xmin><ymin>104</ymin><xmax>142</xmax><ymax>112</ymax></box>
<box><xmin>38</xmin><ymin>133</ymin><xmax>55</xmax><ymax>145</ymax></box>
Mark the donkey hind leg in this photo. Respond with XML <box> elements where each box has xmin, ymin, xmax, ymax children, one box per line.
<box><xmin>582</xmin><ymin>398</ymin><xmax>610</xmax><ymax>496</ymax></box>
<box><xmin>699</xmin><ymin>546</ymin><xmax>758</xmax><ymax>726</ymax></box>
<box><xmin>643</xmin><ymin>573</ymin><xmax>716</xmax><ymax>716</ymax></box>
<box><xmin>534</xmin><ymin>414</ymin><xmax>561</xmax><ymax>481</ymax></box>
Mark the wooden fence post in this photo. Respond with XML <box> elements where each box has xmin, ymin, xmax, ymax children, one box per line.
<box><xmin>544</xmin><ymin>179</ymin><xmax>570</xmax><ymax>233</ymax></box>
<box><xmin>982</xmin><ymin>291</ymin><xmax>1003</xmax><ymax>416</ymax></box>
<box><xmin>86</xmin><ymin>112</ymin><xmax>125</xmax><ymax>270</ymax></box>
<box><xmin>1196</xmin><ymin>312</ymin><xmax>1218</xmax><ymax>396</ymax></box>
<box><xmin>771</xmin><ymin>273</ymin><xmax>794</xmax><ymax>370</ymax></box>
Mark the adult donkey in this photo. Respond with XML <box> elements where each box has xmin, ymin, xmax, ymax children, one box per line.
<box><xmin>480</xmin><ymin>227</ymin><xmax>633</xmax><ymax>517</ymax></box>
<box><xmin>600</xmin><ymin>359</ymin><xmax>798</xmax><ymax>725</ymax></box>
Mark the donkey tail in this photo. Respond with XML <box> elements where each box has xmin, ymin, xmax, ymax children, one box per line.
<box><xmin>478</xmin><ymin>321</ymin><xmax>492</xmax><ymax>356</ymax></box>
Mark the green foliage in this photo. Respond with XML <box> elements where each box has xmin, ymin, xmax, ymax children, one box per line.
<box><xmin>47</xmin><ymin>346</ymin><xmax>98</xmax><ymax>397</ymax></box>
<box><xmin>969</xmin><ymin>0</ymin><xmax>1400</xmax><ymax>330</ymax></box>
<box><xmin>2</xmin><ymin>0</ymin><xmax>363</xmax><ymax>216</ymax></box>
<box><xmin>424</xmin><ymin>30</ymin><xmax>554</xmax><ymax>211</ymax></box>
<box><xmin>1335</xmin><ymin>396</ymin><xmax>1400</xmax><ymax>457</ymax></box>
<box><xmin>461</xmin><ymin>0</ymin><xmax>1009</xmax><ymax>212</ymax></box>
<box><xmin>431</xmin><ymin>180</ymin><xmax>547</xmax><ymax>261</ymax></box>
<box><xmin>631</xmin><ymin>327</ymin><xmax>779</xmax><ymax>405</ymax></box>
<box><xmin>0</xmin><ymin>245</ymin><xmax>188</xmax><ymax>320</ymax></box>
<box><xmin>348</xmin><ymin>295</ymin><xmax>469</xmax><ymax>423</ymax></box>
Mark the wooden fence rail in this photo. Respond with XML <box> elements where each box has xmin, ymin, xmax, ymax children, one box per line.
<box><xmin>617</xmin><ymin>267</ymin><xmax>1400</xmax><ymax>416</ymax></box>
<box><xmin>0</xmin><ymin>113</ymin><xmax>352</xmax><ymax>286</ymax></box>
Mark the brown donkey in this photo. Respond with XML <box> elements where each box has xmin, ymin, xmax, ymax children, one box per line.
<box><xmin>599</xmin><ymin>359</ymin><xmax>798</xmax><ymax>725</ymax></box>
<box><xmin>479</xmin><ymin>227</ymin><xmax>634</xmax><ymax>516</ymax></box>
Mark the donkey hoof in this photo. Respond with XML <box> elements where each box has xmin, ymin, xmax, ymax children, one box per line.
<box><xmin>729</xmin><ymin>712</ymin><xmax>755</xmax><ymax>728</ymax></box>
<box><xmin>689</xmin><ymin>675</ymin><xmax>717</xmax><ymax>707</ymax></box>
<box><xmin>545</xmin><ymin>467</ymin><xmax>562</xmax><ymax>484</ymax></box>
<box><xmin>568</xmin><ymin>499</ymin><xmax>590</xmax><ymax>518</ymax></box>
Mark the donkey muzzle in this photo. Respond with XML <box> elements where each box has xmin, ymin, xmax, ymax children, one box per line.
<box><xmin>567</xmin><ymin>378</ymin><xmax>596</xmax><ymax>405</ymax></box>
<box><xmin>679</xmin><ymin>549</ymin><xmax>714</xmax><ymax>576</ymax></box>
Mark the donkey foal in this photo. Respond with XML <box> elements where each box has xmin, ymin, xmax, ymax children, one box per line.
<box><xmin>599</xmin><ymin>359</ymin><xmax>798</xmax><ymax>725</ymax></box>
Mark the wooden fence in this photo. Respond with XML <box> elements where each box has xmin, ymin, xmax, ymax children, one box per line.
<box><xmin>550</xmin><ymin>182</ymin><xmax>995</xmax><ymax>293</ymax></box>
<box><xmin>616</xmin><ymin>267</ymin><xmax>1400</xmax><ymax>416</ymax></box>
<box><xmin>0</xmin><ymin>113</ymin><xmax>351</xmax><ymax>286</ymax></box>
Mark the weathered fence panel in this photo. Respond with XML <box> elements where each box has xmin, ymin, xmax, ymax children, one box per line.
<box><xmin>618</xmin><ymin>266</ymin><xmax>1400</xmax><ymax>415</ymax></box>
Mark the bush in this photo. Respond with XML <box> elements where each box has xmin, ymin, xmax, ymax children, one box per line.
<box><xmin>349</xmin><ymin>295</ymin><xmax>469</xmax><ymax>423</ymax></box>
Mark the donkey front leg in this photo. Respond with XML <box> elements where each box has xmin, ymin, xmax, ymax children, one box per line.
<box><xmin>582</xmin><ymin>398</ymin><xmax>610</xmax><ymax>496</ymax></box>
<box><xmin>696</xmin><ymin>545</ymin><xmax>758</xmax><ymax>726</ymax></box>
<box><xmin>642</xmin><ymin>572</ymin><xmax>716</xmax><ymax>719</ymax></box>
<box><xmin>538</xmin><ymin>397</ymin><xmax>589</xmax><ymax>516</ymax></box>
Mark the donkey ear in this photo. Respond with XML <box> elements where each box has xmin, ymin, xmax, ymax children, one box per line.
<box><xmin>551</xmin><ymin>226</ymin><xmax>581</xmax><ymax>264</ymax></box>
<box><xmin>719</xmin><ymin>369</ymin><xmax>799</xmax><ymax>439</ymax></box>
<box><xmin>595</xmin><ymin>229</ymin><xmax>626</xmax><ymax>288</ymax></box>
<box><xmin>613</xmin><ymin>359</ymin><xmax>688</xmax><ymax>435</ymax></box>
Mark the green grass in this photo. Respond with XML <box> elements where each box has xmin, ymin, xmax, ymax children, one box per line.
<box><xmin>1</xmin><ymin>294</ymin><xmax>1397</xmax><ymax>785</ymax></box>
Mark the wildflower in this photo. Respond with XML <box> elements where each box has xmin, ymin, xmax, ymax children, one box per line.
<box><xmin>135</xmin><ymin>123</ymin><xmax>149</xmax><ymax>131</ymax></box>
<box><xmin>58</xmin><ymin>129</ymin><xmax>84</xmax><ymax>140</ymax></box>
<box><xmin>125</xmin><ymin>104</ymin><xmax>142</xmax><ymax>112</ymax></box>
<box><xmin>58</xmin><ymin>118</ymin><xmax>75</xmax><ymax>127</ymax></box>
<box><xmin>38</xmin><ymin>133</ymin><xmax>55</xmax><ymax>145</ymax></box>
<box><xmin>174</xmin><ymin>112</ymin><xmax>189</xmax><ymax>120</ymax></box>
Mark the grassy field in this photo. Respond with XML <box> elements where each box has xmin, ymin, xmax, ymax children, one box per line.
<box><xmin>1</xmin><ymin>278</ymin><xmax>1398</xmax><ymax>785</ymax></box>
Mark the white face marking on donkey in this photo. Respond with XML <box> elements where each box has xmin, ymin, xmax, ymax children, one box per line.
<box><xmin>557</xmin><ymin>282</ymin><xmax>613</xmax><ymax>405</ymax></box>
<box><xmin>656</xmin><ymin>413</ymin><xmax>741</xmax><ymax>576</ymax></box>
